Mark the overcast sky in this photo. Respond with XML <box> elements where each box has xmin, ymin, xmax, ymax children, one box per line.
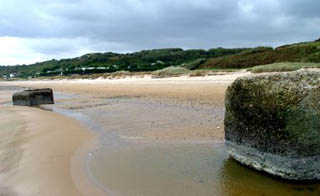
<box><xmin>0</xmin><ymin>0</ymin><xmax>319</xmax><ymax>65</ymax></box>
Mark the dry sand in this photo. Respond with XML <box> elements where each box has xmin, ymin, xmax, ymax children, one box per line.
<box><xmin>3</xmin><ymin>71</ymin><xmax>250</xmax><ymax>107</ymax></box>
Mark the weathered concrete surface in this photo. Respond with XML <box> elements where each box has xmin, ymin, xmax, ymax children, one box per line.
<box><xmin>225</xmin><ymin>70</ymin><xmax>320</xmax><ymax>180</ymax></box>
<box><xmin>12</xmin><ymin>88</ymin><xmax>54</xmax><ymax>106</ymax></box>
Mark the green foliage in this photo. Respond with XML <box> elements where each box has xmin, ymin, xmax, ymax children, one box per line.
<box><xmin>2</xmin><ymin>39</ymin><xmax>320</xmax><ymax>78</ymax></box>
<box><xmin>0</xmin><ymin>47</ymin><xmax>247</xmax><ymax>78</ymax></box>
<box><xmin>181</xmin><ymin>58</ymin><xmax>206</xmax><ymax>70</ymax></box>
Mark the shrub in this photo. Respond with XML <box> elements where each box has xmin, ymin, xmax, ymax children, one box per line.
<box><xmin>151</xmin><ymin>66</ymin><xmax>190</xmax><ymax>78</ymax></box>
<box><xmin>182</xmin><ymin>58</ymin><xmax>207</xmax><ymax>70</ymax></box>
<box><xmin>189</xmin><ymin>70</ymin><xmax>208</xmax><ymax>77</ymax></box>
<box><xmin>111</xmin><ymin>70</ymin><xmax>131</xmax><ymax>78</ymax></box>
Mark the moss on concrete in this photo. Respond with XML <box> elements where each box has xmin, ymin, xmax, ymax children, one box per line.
<box><xmin>225</xmin><ymin>71</ymin><xmax>320</xmax><ymax>158</ymax></box>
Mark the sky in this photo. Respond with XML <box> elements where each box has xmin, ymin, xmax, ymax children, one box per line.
<box><xmin>0</xmin><ymin>0</ymin><xmax>320</xmax><ymax>65</ymax></box>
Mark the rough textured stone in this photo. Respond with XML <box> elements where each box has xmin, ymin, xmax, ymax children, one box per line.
<box><xmin>12</xmin><ymin>88</ymin><xmax>54</xmax><ymax>106</ymax></box>
<box><xmin>225</xmin><ymin>70</ymin><xmax>320</xmax><ymax>180</ymax></box>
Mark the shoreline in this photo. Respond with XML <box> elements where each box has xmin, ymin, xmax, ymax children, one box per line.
<box><xmin>2</xmin><ymin>70</ymin><xmax>250</xmax><ymax>84</ymax></box>
<box><xmin>0</xmin><ymin>72</ymin><xmax>249</xmax><ymax>107</ymax></box>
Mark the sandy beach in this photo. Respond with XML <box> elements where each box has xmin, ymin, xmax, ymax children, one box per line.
<box><xmin>0</xmin><ymin>72</ymin><xmax>252</xmax><ymax>195</ymax></box>
<box><xmin>2</xmin><ymin>72</ymin><xmax>320</xmax><ymax>196</ymax></box>
<box><xmin>4</xmin><ymin>71</ymin><xmax>250</xmax><ymax>106</ymax></box>
<box><xmin>2</xmin><ymin>72</ymin><xmax>251</xmax><ymax>141</ymax></box>
<box><xmin>1</xmin><ymin>73</ymin><xmax>245</xmax><ymax>195</ymax></box>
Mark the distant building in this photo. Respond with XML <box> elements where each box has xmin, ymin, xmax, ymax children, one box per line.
<box><xmin>152</xmin><ymin>60</ymin><xmax>164</xmax><ymax>66</ymax></box>
<box><xmin>97</xmin><ymin>67</ymin><xmax>107</xmax><ymax>70</ymax></box>
<box><xmin>157</xmin><ymin>60</ymin><xmax>164</xmax><ymax>64</ymax></box>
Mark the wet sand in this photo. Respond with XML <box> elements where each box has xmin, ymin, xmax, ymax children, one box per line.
<box><xmin>0</xmin><ymin>74</ymin><xmax>241</xmax><ymax>195</ymax></box>
<box><xmin>0</xmin><ymin>106</ymin><xmax>104</xmax><ymax>196</ymax></box>
<box><xmin>1</xmin><ymin>72</ymin><xmax>320</xmax><ymax>196</ymax></box>
<box><xmin>2</xmin><ymin>74</ymin><xmax>244</xmax><ymax>141</ymax></box>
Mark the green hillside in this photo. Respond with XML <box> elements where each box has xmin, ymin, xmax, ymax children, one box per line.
<box><xmin>1</xmin><ymin>39</ymin><xmax>320</xmax><ymax>79</ymax></box>
<box><xmin>199</xmin><ymin>40</ymin><xmax>320</xmax><ymax>69</ymax></box>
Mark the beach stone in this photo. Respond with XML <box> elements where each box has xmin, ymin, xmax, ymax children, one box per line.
<box><xmin>12</xmin><ymin>88</ymin><xmax>54</xmax><ymax>106</ymax></box>
<box><xmin>224</xmin><ymin>70</ymin><xmax>320</xmax><ymax>180</ymax></box>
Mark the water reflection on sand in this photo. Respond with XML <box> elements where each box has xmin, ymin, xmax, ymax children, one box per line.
<box><xmin>50</xmin><ymin>92</ymin><xmax>320</xmax><ymax>196</ymax></box>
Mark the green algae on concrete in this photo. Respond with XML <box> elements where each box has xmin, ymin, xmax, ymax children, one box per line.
<box><xmin>225</xmin><ymin>70</ymin><xmax>320</xmax><ymax>180</ymax></box>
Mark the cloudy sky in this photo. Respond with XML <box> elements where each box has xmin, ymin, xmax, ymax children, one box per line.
<box><xmin>0</xmin><ymin>0</ymin><xmax>319</xmax><ymax>65</ymax></box>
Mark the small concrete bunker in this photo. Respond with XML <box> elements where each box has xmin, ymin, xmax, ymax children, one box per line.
<box><xmin>12</xmin><ymin>88</ymin><xmax>54</xmax><ymax>106</ymax></box>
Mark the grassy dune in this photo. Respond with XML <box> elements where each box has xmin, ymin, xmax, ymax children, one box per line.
<box><xmin>151</xmin><ymin>66</ymin><xmax>191</xmax><ymax>78</ymax></box>
<box><xmin>249</xmin><ymin>62</ymin><xmax>320</xmax><ymax>73</ymax></box>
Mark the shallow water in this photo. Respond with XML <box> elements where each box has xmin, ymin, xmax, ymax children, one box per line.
<box><xmin>42</xmin><ymin>92</ymin><xmax>320</xmax><ymax>196</ymax></box>
<box><xmin>0</xmin><ymin>85</ymin><xmax>25</xmax><ymax>105</ymax></box>
<box><xmin>87</xmin><ymin>141</ymin><xmax>320</xmax><ymax>196</ymax></box>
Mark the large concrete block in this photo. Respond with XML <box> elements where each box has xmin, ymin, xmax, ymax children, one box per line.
<box><xmin>225</xmin><ymin>70</ymin><xmax>320</xmax><ymax>180</ymax></box>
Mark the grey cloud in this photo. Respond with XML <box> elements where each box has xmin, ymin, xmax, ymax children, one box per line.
<box><xmin>281</xmin><ymin>0</ymin><xmax>320</xmax><ymax>18</ymax></box>
<box><xmin>0</xmin><ymin>0</ymin><xmax>320</xmax><ymax>62</ymax></box>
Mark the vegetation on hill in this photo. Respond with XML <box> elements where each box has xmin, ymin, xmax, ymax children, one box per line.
<box><xmin>249</xmin><ymin>62</ymin><xmax>320</xmax><ymax>73</ymax></box>
<box><xmin>0</xmin><ymin>48</ymin><xmax>247</xmax><ymax>78</ymax></box>
<box><xmin>199</xmin><ymin>40</ymin><xmax>320</xmax><ymax>69</ymax></box>
<box><xmin>1</xmin><ymin>39</ymin><xmax>320</xmax><ymax>79</ymax></box>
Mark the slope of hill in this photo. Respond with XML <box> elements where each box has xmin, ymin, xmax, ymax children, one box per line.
<box><xmin>198</xmin><ymin>40</ymin><xmax>320</xmax><ymax>69</ymax></box>
<box><xmin>1</xmin><ymin>39</ymin><xmax>320</xmax><ymax>79</ymax></box>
